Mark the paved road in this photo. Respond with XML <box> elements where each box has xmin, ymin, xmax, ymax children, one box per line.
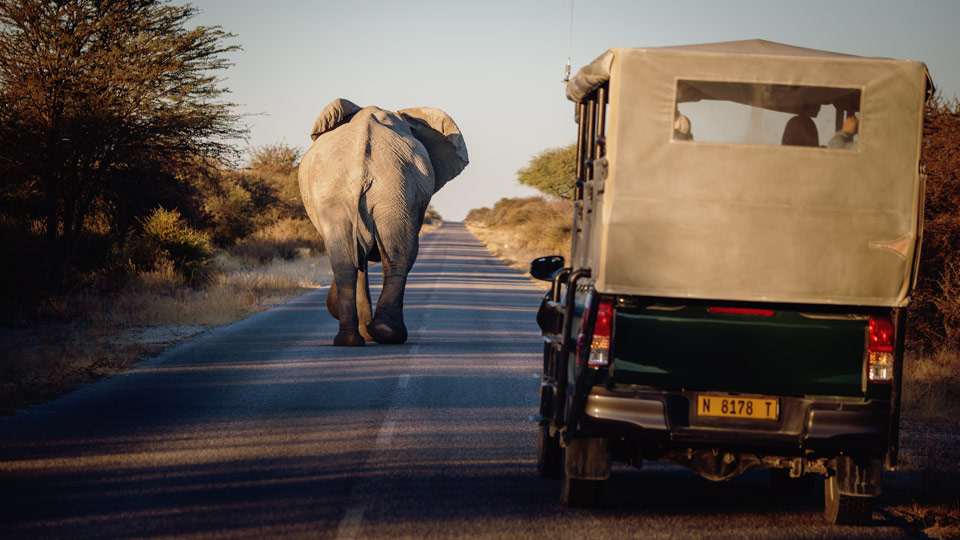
<box><xmin>0</xmin><ymin>223</ymin><xmax>923</xmax><ymax>539</ymax></box>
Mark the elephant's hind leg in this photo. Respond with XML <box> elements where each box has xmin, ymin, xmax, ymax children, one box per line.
<box><xmin>368</xmin><ymin>220</ymin><xmax>417</xmax><ymax>345</ymax></box>
<box><xmin>357</xmin><ymin>263</ymin><xmax>374</xmax><ymax>341</ymax></box>
<box><xmin>369</xmin><ymin>273</ymin><xmax>409</xmax><ymax>344</ymax></box>
<box><xmin>331</xmin><ymin>267</ymin><xmax>365</xmax><ymax>347</ymax></box>
<box><xmin>326</xmin><ymin>257</ymin><xmax>372</xmax><ymax>340</ymax></box>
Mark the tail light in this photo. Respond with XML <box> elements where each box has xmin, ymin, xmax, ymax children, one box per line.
<box><xmin>577</xmin><ymin>296</ymin><xmax>615</xmax><ymax>367</ymax></box>
<box><xmin>867</xmin><ymin>315</ymin><xmax>895</xmax><ymax>382</ymax></box>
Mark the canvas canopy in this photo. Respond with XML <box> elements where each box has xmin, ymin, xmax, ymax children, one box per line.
<box><xmin>568</xmin><ymin>40</ymin><xmax>931</xmax><ymax>307</ymax></box>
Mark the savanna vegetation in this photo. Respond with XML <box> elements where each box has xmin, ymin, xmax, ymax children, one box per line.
<box><xmin>465</xmin><ymin>144</ymin><xmax>577</xmax><ymax>271</ymax></box>
<box><xmin>0</xmin><ymin>1</ymin><xmax>335</xmax><ymax>413</ymax></box>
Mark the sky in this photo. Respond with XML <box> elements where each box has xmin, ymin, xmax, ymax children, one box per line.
<box><xmin>191</xmin><ymin>0</ymin><xmax>960</xmax><ymax>221</ymax></box>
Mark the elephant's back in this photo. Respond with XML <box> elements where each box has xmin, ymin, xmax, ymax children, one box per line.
<box><xmin>300</xmin><ymin>108</ymin><xmax>429</xmax><ymax>188</ymax></box>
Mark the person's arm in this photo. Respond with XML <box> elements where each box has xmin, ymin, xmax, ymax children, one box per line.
<box><xmin>828</xmin><ymin>116</ymin><xmax>859</xmax><ymax>149</ymax></box>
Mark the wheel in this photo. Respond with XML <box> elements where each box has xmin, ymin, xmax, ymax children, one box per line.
<box><xmin>559</xmin><ymin>442</ymin><xmax>604</xmax><ymax>508</ymax></box>
<box><xmin>537</xmin><ymin>424</ymin><xmax>562</xmax><ymax>478</ymax></box>
<box><xmin>769</xmin><ymin>468</ymin><xmax>815</xmax><ymax>493</ymax></box>
<box><xmin>824</xmin><ymin>473</ymin><xmax>874</xmax><ymax>525</ymax></box>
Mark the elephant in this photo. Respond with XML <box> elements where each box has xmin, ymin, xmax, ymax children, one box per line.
<box><xmin>298</xmin><ymin>98</ymin><xmax>469</xmax><ymax>346</ymax></box>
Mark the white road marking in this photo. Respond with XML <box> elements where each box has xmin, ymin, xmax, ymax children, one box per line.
<box><xmin>375</xmin><ymin>420</ymin><xmax>396</xmax><ymax>447</ymax></box>
<box><xmin>334</xmin><ymin>506</ymin><xmax>365</xmax><ymax>540</ymax></box>
<box><xmin>334</xmin><ymin>249</ymin><xmax>436</xmax><ymax>537</ymax></box>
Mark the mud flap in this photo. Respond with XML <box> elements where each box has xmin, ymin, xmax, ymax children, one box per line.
<box><xmin>564</xmin><ymin>437</ymin><xmax>611</xmax><ymax>481</ymax></box>
<box><xmin>836</xmin><ymin>455</ymin><xmax>883</xmax><ymax>497</ymax></box>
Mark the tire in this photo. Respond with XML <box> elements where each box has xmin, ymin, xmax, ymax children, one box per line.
<box><xmin>543</xmin><ymin>342</ymin><xmax>553</xmax><ymax>376</ymax></box>
<box><xmin>824</xmin><ymin>473</ymin><xmax>875</xmax><ymax>525</ymax></box>
<box><xmin>537</xmin><ymin>424</ymin><xmax>562</xmax><ymax>479</ymax></box>
<box><xmin>559</xmin><ymin>444</ymin><xmax>603</xmax><ymax>508</ymax></box>
<box><xmin>769</xmin><ymin>468</ymin><xmax>815</xmax><ymax>493</ymax></box>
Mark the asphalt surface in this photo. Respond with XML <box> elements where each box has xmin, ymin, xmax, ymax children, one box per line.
<box><xmin>0</xmin><ymin>223</ymin><xmax>927</xmax><ymax>539</ymax></box>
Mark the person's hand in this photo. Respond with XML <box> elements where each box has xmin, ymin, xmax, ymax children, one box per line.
<box><xmin>842</xmin><ymin>116</ymin><xmax>859</xmax><ymax>135</ymax></box>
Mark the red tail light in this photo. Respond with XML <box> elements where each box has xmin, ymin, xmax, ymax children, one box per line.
<box><xmin>868</xmin><ymin>316</ymin><xmax>894</xmax><ymax>352</ymax></box>
<box><xmin>867</xmin><ymin>315</ymin><xmax>895</xmax><ymax>382</ymax></box>
<box><xmin>577</xmin><ymin>296</ymin><xmax>615</xmax><ymax>367</ymax></box>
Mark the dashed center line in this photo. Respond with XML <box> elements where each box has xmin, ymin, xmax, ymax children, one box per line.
<box><xmin>334</xmin><ymin>260</ymin><xmax>435</xmax><ymax>538</ymax></box>
<box><xmin>375</xmin><ymin>420</ymin><xmax>396</xmax><ymax>447</ymax></box>
<box><xmin>334</xmin><ymin>506</ymin><xmax>365</xmax><ymax>540</ymax></box>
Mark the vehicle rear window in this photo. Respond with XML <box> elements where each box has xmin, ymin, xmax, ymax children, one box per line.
<box><xmin>673</xmin><ymin>80</ymin><xmax>862</xmax><ymax>149</ymax></box>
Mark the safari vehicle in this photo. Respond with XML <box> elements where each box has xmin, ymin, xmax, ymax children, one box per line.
<box><xmin>531</xmin><ymin>40</ymin><xmax>933</xmax><ymax>525</ymax></box>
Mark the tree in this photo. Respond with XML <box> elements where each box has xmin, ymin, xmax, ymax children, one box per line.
<box><xmin>516</xmin><ymin>143</ymin><xmax>577</xmax><ymax>199</ymax></box>
<box><xmin>0</xmin><ymin>0</ymin><xmax>245</xmax><ymax>280</ymax></box>
<box><xmin>908</xmin><ymin>96</ymin><xmax>960</xmax><ymax>352</ymax></box>
<box><xmin>246</xmin><ymin>142</ymin><xmax>301</xmax><ymax>175</ymax></box>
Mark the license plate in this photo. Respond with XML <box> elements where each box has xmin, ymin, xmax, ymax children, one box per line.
<box><xmin>697</xmin><ymin>395</ymin><xmax>778</xmax><ymax>420</ymax></box>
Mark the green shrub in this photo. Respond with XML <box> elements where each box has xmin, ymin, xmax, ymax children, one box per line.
<box><xmin>517</xmin><ymin>144</ymin><xmax>577</xmax><ymax>199</ymax></box>
<box><xmin>204</xmin><ymin>181</ymin><xmax>255</xmax><ymax>245</ymax></box>
<box><xmin>128</xmin><ymin>207</ymin><xmax>213</xmax><ymax>285</ymax></box>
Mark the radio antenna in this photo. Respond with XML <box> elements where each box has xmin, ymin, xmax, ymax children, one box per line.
<box><xmin>563</xmin><ymin>0</ymin><xmax>573</xmax><ymax>82</ymax></box>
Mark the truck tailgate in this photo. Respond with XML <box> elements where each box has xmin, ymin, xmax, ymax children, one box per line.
<box><xmin>612</xmin><ymin>305</ymin><xmax>868</xmax><ymax>398</ymax></box>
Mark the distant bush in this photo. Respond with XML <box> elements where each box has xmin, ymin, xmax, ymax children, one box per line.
<box><xmin>231</xmin><ymin>218</ymin><xmax>323</xmax><ymax>264</ymax></box>
<box><xmin>127</xmin><ymin>207</ymin><xmax>213</xmax><ymax>286</ymax></box>
<box><xmin>246</xmin><ymin>143</ymin><xmax>301</xmax><ymax>174</ymax></box>
<box><xmin>201</xmin><ymin>158</ymin><xmax>308</xmax><ymax>247</ymax></box>
<box><xmin>423</xmin><ymin>205</ymin><xmax>442</xmax><ymax>225</ymax></box>
<box><xmin>909</xmin><ymin>97</ymin><xmax>960</xmax><ymax>353</ymax></box>
<box><xmin>465</xmin><ymin>196</ymin><xmax>573</xmax><ymax>257</ymax></box>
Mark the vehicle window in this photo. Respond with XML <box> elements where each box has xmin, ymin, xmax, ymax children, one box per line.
<box><xmin>674</xmin><ymin>80</ymin><xmax>862</xmax><ymax>149</ymax></box>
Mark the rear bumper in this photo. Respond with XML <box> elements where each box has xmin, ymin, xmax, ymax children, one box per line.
<box><xmin>581</xmin><ymin>386</ymin><xmax>889</xmax><ymax>457</ymax></box>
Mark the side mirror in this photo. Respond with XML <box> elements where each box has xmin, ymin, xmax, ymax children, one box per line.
<box><xmin>530</xmin><ymin>255</ymin><xmax>565</xmax><ymax>281</ymax></box>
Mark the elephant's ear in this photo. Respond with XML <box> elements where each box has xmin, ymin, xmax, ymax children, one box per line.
<box><xmin>398</xmin><ymin>107</ymin><xmax>469</xmax><ymax>192</ymax></box>
<box><xmin>310</xmin><ymin>98</ymin><xmax>362</xmax><ymax>141</ymax></box>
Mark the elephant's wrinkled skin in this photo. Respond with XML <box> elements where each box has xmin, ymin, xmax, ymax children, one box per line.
<box><xmin>298</xmin><ymin>99</ymin><xmax>468</xmax><ymax>346</ymax></box>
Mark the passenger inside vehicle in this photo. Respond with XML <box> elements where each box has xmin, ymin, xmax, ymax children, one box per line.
<box><xmin>673</xmin><ymin>112</ymin><xmax>693</xmax><ymax>140</ymax></box>
<box><xmin>781</xmin><ymin>115</ymin><xmax>820</xmax><ymax>146</ymax></box>
<box><xmin>828</xmin><ymin>115</ymin><xmax>859</xmax><ymax>149</ymax></box>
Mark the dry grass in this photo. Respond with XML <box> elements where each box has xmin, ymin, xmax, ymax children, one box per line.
<box><xmin>886</xmin><ymin>501</ymin><xmax>960</xmax><ymax>540</ymax></box>
<box><xmin>231</xmin><ymin>218</ymin><xmax>323</xmax><ymax>265</ymax></box>
<box><xmin>0</xmin><ymin>253</ymin><xmax>332</xmax><ymax>415</ymax></box>
<box><xmin>464</xmin><ymin>196</ymin><xmax>573</xmax><ymax>281</ymax></box>
<box><xmin>902</xmin><ymin>348</ymin><xmax>960</xmax><ymax>428</ymax></box>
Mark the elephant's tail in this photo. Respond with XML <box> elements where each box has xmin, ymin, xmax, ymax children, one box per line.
<box><xmin>352</xmin><ymin>205</ymin><xmax>362</xmax><ymax>269</ymax></box>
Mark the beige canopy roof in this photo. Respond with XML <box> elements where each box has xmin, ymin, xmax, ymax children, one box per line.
<box><xmin>569</xmin><ymin>41</ymin><xmax>932</xmax><ymax>307</ymax></box>
<box><xmin>567</xmin><ymin>40</ymin><xmax>933</xmax><ymax>104</ymax></box>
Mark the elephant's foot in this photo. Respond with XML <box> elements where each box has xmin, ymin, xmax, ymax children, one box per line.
<box><xmin>368</xmin><ymin>317</ymin><xmax>408</xmax><ymax>345</ymax></box>
<box><xmin>333</xmin><ymin>330</ymin><xmax>365</xmax><ymax>347</ymax></box>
